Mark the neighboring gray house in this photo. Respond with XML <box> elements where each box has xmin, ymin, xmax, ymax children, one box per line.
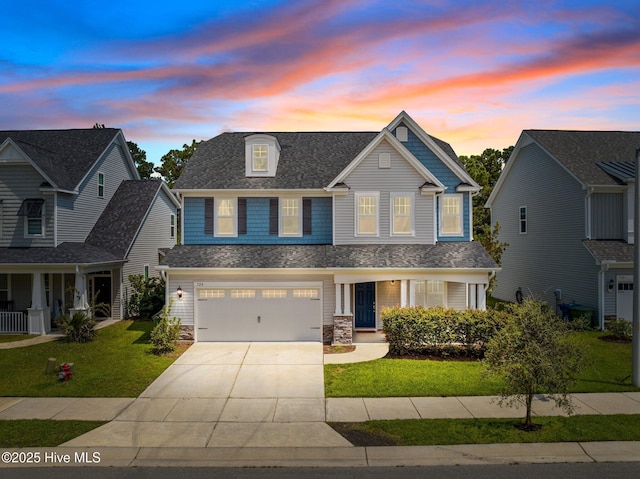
<box><xmin>160</xmin><ymin>111</ymin><xmax>499</xmax><ymax>343</ymax></box>
<box><xmin>486</xmin><ymin>130</ymin><xmax>640</xmax><ymax>328</ymax></box>
<box><xmin>0</xmin><ymin>129</ymin><xmax>178</xmax><ymax>334</ymax></box>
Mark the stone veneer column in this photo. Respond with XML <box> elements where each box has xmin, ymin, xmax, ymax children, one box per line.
<box><xmin>332</xmin><ymin>314</ymin><xmax>354</xmax><ymax>345</ymax></box>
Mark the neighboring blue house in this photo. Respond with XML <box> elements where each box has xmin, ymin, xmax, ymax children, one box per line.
<box><xmin>160</xmin><ymin>111</ymin><xmax>498</xmax><ymax>343</ymax></box>
<box><xmin>0</xmin><ymin>129</ymin><xmax>179</xmax><ymax>335</ymax></box>
<box><xmin>486</xmin><ymin>129</ymin><xmax>640</xmax><ymax>329</ymax></box>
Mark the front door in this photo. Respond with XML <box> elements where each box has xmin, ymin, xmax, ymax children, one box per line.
<box><xmin>354</xmin><ymin>282</ymin><xmax>376</xmax><ymax>329</ymax></box>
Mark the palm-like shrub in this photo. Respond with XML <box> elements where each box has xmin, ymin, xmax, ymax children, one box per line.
<box><xmin>57</xmin><ymin>310</ymin><xmax>97</xmax><ymax>343</ymax></box>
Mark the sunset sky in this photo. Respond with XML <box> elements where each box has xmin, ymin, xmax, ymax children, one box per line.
<box><xmin>2</xmin><ymin>0</ymin><xmax>639</xmax><ymax>165</ymax></box>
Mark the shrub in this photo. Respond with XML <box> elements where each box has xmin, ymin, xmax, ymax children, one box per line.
<box><xmin>381</xmin><ymin>306</ymin><xmax>509</xmax><ymax>357</ymax></box>
<box><xmin>150</xmin><ymin>300</ymin><xmax>181</xmax><ymax>355</ymax></box>
<box><xmin>57</xmin><ymin>310</ymin><xmax>97</xmax><ymax>343</ymax></box>
<box><xmin>127</xmin><ymin>275</ymin><xmax>165</xmax><ymax>319</ymax></box>
<box><xmin>606</xmin><ymin>319</ymin><xmax>633</xmax><ymax>340</ymax></box>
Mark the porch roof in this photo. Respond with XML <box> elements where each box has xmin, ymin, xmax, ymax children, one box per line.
<box><xmin>583</xmin><ymin>239</ymin><xmax>633</xmax><ymax>265</ymax></box>
<box><xmin>0</xmin><ymin>243</ymin><xmax>124</xmax><ymax>266</ymax></box>
<box><xmin>159</xmin><ymin>242</ymin><xmax>498</xmax><ymax>270</ymax></box>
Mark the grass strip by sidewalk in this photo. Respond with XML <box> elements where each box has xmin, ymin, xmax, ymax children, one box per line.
<box><xmin>330</xmin><ymin>414</ymin><xmax>640</xmax><ymax>446</ymax></box>
<box><xmin>0</xmin><ymin>420</ymin><xmax>106</xmax><ymax>447</ymax></box>
<box><xmin>0</xmin><ymin>335</ymin><xmax>38</xmax><ymax>344</ymax></box>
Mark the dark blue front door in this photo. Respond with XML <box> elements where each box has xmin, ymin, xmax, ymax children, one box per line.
<box><xmin>354</xmin><ymin>282</ymin><xmax>376</xmax><ymax>329</ymax></box>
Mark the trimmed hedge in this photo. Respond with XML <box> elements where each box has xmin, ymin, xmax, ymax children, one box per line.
<box><xmin>381</xmin><ymin>306</ymin><xmax>510</xmax><ymax>357</ymax></box>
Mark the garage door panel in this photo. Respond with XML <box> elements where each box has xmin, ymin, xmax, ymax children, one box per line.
<box><xmin>197</xmin><ymin>286</ymin><xmax>322</xmax><ymax>342</ymax></box>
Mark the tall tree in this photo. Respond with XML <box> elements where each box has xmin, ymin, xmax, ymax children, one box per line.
<box><xmin>155</xmin><ymin>139</ymin><xmax>201</xmax><ymax>188</ymax></box>
<box><xmin>127</xmin><ymin>141</ymin><xmax>154</xmax><ymax>179</ymax></box>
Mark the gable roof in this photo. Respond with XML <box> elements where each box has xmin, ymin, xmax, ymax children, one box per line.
<box><xmin>86</xmin><ymin>180</ymin><xmax>176</xmax><ymax>259</ymax></box>
<box><xmin>174</xmin><ymin>131</ymin><xmax>378</xmax><ymax>190</ymax></box>
<box><xmin>486</xmin><ymin>129</ymin><xmax>640</xmax><ymax>208</ymax></box>
<box><xmin>0</xmin><ymin>128</ymin><xmax>135</xmax><ymax>192</ymax></box>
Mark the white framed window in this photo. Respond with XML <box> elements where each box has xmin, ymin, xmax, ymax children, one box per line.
<box><xmin>280</xmin><ymin>197</ymin><xmax>301</xmax><ymax>236</ymax></box>
<box><xmin>355</xmin><ymin>192</ymin><xmax>379</xmax><ymax>236</ymax></box>
<box><xmin>170</xmin><ymin>214</ymin><xmax>176</xmax><ymax>239</ymax></box>
<box><xmin>215</xmin><ymin>198</ymin><xmax>237</xmax><ymax>237</ymax></box>
<box><xmin>252</xmin><ymin>145</ymin><xmax>268</xmax><ymax>172</ymax></box>
<box><xmin>144</xmin><ymin>264</ymin><xmax>150</xmax><ymax>280</ymax></box>
<box><xmin>519</xmin><ymin>206</ymin><xmax>527</xmax><ymax>234</ymax></box>
<box><xmin>231</xmin><ymin>289</ymin><xmax>256</xmax><ymax>299</ymax></box>
<box><xmin>97</xmin><ymin>172</ymin><xmax>105</xmax><ymax>198</ymax></box>
<box><xmin>293</xmin><ymin>289</ymin><xmax>319</xmax><ymax>299</ymax></box>
<box><xmin>415</xmin><ymin>280</ymin><xmax>446</xmax><ymax>308</ymax></box>
<box><xmin>199</xmin><ymin>289</ymin><xmax>225</xmax><ymax>299</ymax></box>
<box><xmin>391</xmin><ymin>193</ymin><xmax>414</xmax><ymax>236</ymax></box>
<box><xmin>262</xmin><ymin>289</ymin><xmax>288</xmax><ymax>299</ymax></box>
<box><xmin>19</xmin><ymin>199</ymin><xmax>45</xmax><ymax>238</ymax></box>
<box><xmin>440</xmin><ymin>194</ymin><xmax>463</xmax><ymax>236</ymax></box>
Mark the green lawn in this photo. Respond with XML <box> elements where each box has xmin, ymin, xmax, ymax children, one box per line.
<box><xmin>0</xmin><ymin>334</ymin><xmax>37</xmax><ymax>344</ymax></box>
<box><xmin>325</xmin><ymin>331</ymin><xmax>638</xmax><ymax>397</ymax></box>
<box><xmin>0</xmin><ymin>320</ymin><xmax>184</xmax><ymax>397</ymax></box>
<box><xmin>0</xmin><ymin>420</ymin><xmax>106</xmax><ymax>447</ymax></box>
<box><xmin>331</xmin><ymin>414</ymin><xmax>640</xmax><ymax>446</ymax></box>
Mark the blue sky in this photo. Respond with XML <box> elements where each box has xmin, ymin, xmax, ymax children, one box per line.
<box><xmin>1</xmin><ymin>0</ymin><xmax>638</xmax><ymax>164</ymax></box>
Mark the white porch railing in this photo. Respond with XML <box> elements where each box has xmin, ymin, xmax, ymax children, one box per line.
<box><xmin>0</xmin><ymin>312</ymin><xmax>28</xmax><ymax>334</ymax></box>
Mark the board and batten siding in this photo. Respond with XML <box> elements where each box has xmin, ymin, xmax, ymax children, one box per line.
<box><xmin>334</xmin><ymin>139</ymin><xmax>435</xmax><ymax>245</ymax></box>
<box><xmin>491</xmin><ymin>142</ymin><xmax>599</xmax><ymax>311</ymax></box>
<box><xmin>57</xmin><ymin>143</ymin><xmax>138</xmax><ymax>244</ymax></box>
<box><xmin>122</xmin><ymin>190</ymin><xmax>177</xmax><ymax>315</ymax></box>
<box><xmin>590</xmin><ymin>193</ymin><xmax>624</xmax><ymax>240</ymax></box>
<box><xmin>0</xmin><ymin>164</ymin><xmax>55</xmax><ymax>247</ymax></box>
<box><xmin>166</xmin><ymin>273</ymin><xmax>335</xmax><ymax>328</ymax></box>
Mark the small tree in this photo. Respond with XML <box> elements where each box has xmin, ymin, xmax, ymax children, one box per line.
<box><xmin>150</xmin><ymin>299</ymin><xmax>182</xmax><ymax>355</ymax></box>
<box><xmin>484</xmin><ymin>298</ymin><xmax>586</xmax><ymax>429</ymax></box>
<box><xmin>127</xmin><ymin>275</ymin><xmax>165</xmax><ymax>319</ymax></box>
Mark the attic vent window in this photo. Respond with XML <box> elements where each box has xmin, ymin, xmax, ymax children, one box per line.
<box><xmin>396</xmin><ymin>126</ymin><xmax>408</xmax><ymax>142</ymax></box>
<box><xmin>379</xmin><ymin>153</ymin><xmax>391</xmax><ymax>169</ymax></box>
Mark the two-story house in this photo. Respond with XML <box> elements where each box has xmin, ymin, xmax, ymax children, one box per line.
<box><xmin>486</xmin><ymin>130</ymin><xmax>640</xmax><ymax>329</ymax></box>
<box><xmin>0</xmin><ymin>129</ymin><xmax>179</xmax><ymax>335</ymax></box>
<box><xmin>160</xmin><ymin>112</ymin><xmax>498</xmax><ymax>344</ymax></box>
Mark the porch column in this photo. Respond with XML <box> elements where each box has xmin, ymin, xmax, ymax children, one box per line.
<box><xmin>344</xmin><ymin>283</ymin><xmax>352</xmax><ymax>315</ymax></box>
<box><xmin>469</xmin><ymin>284</ymin><xmax>477</xmax><ymax>309</ymax></box>
<box><xmin>408</xmin><ymin>280</ymin><xmax>415</xmax><ymax>306</ymax></box>
<box><xmin>28</xmin><ymin>272</ymin><xmax>47</xmax><ymax>335</ymax></box>
<box><xmin>477</xmin><ymin>284</ymin><xmax>487</xmax><ymax>310</ymax></box>
<box><xmin>334</xmin><ymin>283</ymin><xmax>343</xmax><ymax>315</ymax></box>
<box><xmin>400</xmin><ymin>280</ymin><xmax>408</xmax><ymax>307</ymax></box>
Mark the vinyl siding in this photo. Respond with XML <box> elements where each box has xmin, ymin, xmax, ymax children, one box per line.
<box><xmin>166</xmin><ymin>273</ymin><xmax>335</xmax><ymax>327</ymax></box>
<box><xmin>183</xmin><ymin>196</ymin><xmax>332</xmax><ymax>245</ymax></box>
<box><xmin>334</xmin><ymin>139</ymin><xmax>435</xmax><ymax>244</ymax></box>
<box><xmin>57</xmin><ymin>143</ymin><xmax>137</xmax><ymax>244</ymax></box>
<box><xmin>447</xmin><ymin>282</ymin><xmax>467</xmax><ymax>310</ymax></box>
<box><xmin>0</xmin><ymin>164</ymin><xmax>55</xmax><ymax>247</ymax></box>
<box><xmin>491</xmin><ymin>142</ymin><xmax>599</xmax><ymax>312</ymax></box>
<box><xmin>591</xmin><ymin>193</ymin><xmax>624</xmax><ymax>239</ymax></box>
<box><xmin>122</xmin><ymin>190</ymin><xmax>177</xmax><ymax>315</ymax></box>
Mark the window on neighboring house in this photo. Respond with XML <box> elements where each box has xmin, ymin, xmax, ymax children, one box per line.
<box><xmin>0</xmin><ymin>274</ymin><xmax>8</xmax><ymax>302</ymax></box>
<box><xmin>280</xmin><ymin>198</ymin><xmax>301</xmax><ymax>236</ymax></box>
<box><xmin>440</xmin><ymin>194</ymin><xmax>463</xmax><ymax>236</ymax></box>
<box><xmin>415</xmin><ymin>280</ymin><xmax>446</xmax><ymax>307</ymax></box>
<box><xmin>18</xmin><ymin>199</ymin><xmax>45</xmax><ymax>237</ymax></box>
<box><xmin>391</xmin><ymin>193</ymin><xmax>413</xmax><ymax>235</ymax></box>
<box><xmin>144</xmin><ymin>265</ymin><xmax>150</xmax><ymax>280</ymax></box>
<box><xmin>215</xmin><ymin>198</ymin><xmax>237</xmax><ymax>236</ymax></box>
<box><xmin>98</xmin><ymin>172</ymin><xmax>105</xmax><ymax>198</ymax></box>
<box><xmin>170</xmin><ymin>214</ymin><xmax>176</xmax><ymax>239</ymax></box>
<box><xmin>252</xmin><ymin>145</ymin><xmax>268</xmax><ymax>172</ymax></box>
<box><xmin>356</xmin><ymin>192</ymin><xmax>379</xmax><ymax>236</ymax></box>
<box><xmin>519</xmin><ymin>206</ymin><xmax>527</xmax><ymax>234</ymax></box>
<box><xmin>0</xmin><ymin>200</ymin><xmax>3</xmax><ymax>238</ymax></box>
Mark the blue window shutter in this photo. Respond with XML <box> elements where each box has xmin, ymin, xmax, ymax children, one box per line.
<box><xmin>204</xmin><ymin>198</ymin><xmax>214</xmax><ymax>234</ymax></box>
<box><xmin>238</xmin><ymin>198</ymin><xmax>247</xmax><ymax>235</ymax></box>
<box><xmin>303</xmin><ymin>198</ymin><xmax>312</xmax><ymax>235</ymax></box>
<box><xmin>269</xmin><ymin>198</ymin><xmax>278</xmax><ymax>235</ymax></box>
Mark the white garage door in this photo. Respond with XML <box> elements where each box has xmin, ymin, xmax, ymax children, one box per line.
<box><xmin>196</xmin><ymin>283</ymin><xmax>322</xmax><ymax>341</ymax></box>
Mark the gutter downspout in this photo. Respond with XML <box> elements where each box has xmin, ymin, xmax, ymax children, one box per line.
<box><xmin>584</xmin><ymin>187</ymin><xmax>593</xmax><ymax>239</ymax></box>
<box><xmin>599</xmin><ymin>262</ymin><xmax>612</xmax><ymax>331</ymax></box>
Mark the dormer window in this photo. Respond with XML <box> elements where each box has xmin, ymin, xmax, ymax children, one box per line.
<box><xmin>252</xmin><ymin>145</ymin><xmax>268</xmax><ymax>172</ymax></box>
<box><xmin>245</xmin><ymin>134</ymin><xmax>281</xmax><ymax>177</ymax></box>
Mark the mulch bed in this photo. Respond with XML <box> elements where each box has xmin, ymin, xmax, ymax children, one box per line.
<box><xmin>598</xmin><ymin>335</ymin><xmax>632</xmax><ymax>344</ymax></box>
<box><xmin>323</xmin><ymin>345</ymin><xmax>356</xmax><ymax>354</ymax></box>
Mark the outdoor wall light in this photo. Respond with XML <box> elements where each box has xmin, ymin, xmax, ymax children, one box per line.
<box><xmin>608</xmin><ymin>279</ymin><xmax>615</xmax><ymax>293</ymax></box>
<box><xmin>177</xmin><ymin>286</ymin><xmax>183</xmax><ymax>299</ymax></box>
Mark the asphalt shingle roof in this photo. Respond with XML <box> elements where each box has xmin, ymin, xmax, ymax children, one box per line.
<box><xmin>525</xmin><ymin>130</ymin><xmax>640</xmax><ymax>186</ymax></box>
<box><xmin>0</xmin><ymin>243</ymin><xmax>122</xmax><ymax>265</ymax></box>
<box><xmin>160</xmin><ymin>242</ymin><xmax>498</xmax><ymax>270</ymax></box>
<box><xmin>583</xmin><ymin>240</ymin><xmax>633</xmax><ymax>264</ymax></box>
<box><xmin>0</xmin><ymin>129</ymin><xmax>122</xmax><ymax>191</ymax></box>
<box><xmin>86</xmin><ymin>180</ymin><xmax>164</xmax><ymax>259</ymax></box>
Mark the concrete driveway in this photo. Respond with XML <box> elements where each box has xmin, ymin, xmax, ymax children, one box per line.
<box><xmin>64</xmin><ymin>343</ymin><xmax>351</xmax><ymax>448</ymax></box>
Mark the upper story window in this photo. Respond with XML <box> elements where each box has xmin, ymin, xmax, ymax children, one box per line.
<box><xmin>97</xmin><ymin>172</ymin><xmax>105</xmax><ymax>198</ymax></box>
<box><xmin>519</xmin><ymin>206</ymin><xmax>527</xmax><ymax>234</ymax></box>
<box><xmin>391</xmin><ymin>193</ymin><xmax>414</xmax><ymax>236</ymax></box>
<box><xmin>355</xmin><ymin>192</ymin><xmax>379</xmax><ymax>236</ymax></box>
<box><xmin>170</xmin><ymin>214</ymin><xmax>176</xmax><ymax>239</ymax></box>
<box><xmin>252</xmin><ymin>145</ymin><xmax>268</xmax><ymax>172</ymax></box>
<box><xmin>440</xmin><ymin>194</ymin><xmax>463</xmax><ymax>236</ymax></box>
<box><xmin>215</xmin><ymin>198</ymin><xmax>237</xmax><ymax>237</ymax></box>
<box><xmin>280</xmin><ymin>198</ymin><xmax>302</xmax><ymax>236</ymax></box>
<box><xmin>18</xmin><ymin>199</ymin><xmax>45</xmax><ymax>237</ymax></box>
